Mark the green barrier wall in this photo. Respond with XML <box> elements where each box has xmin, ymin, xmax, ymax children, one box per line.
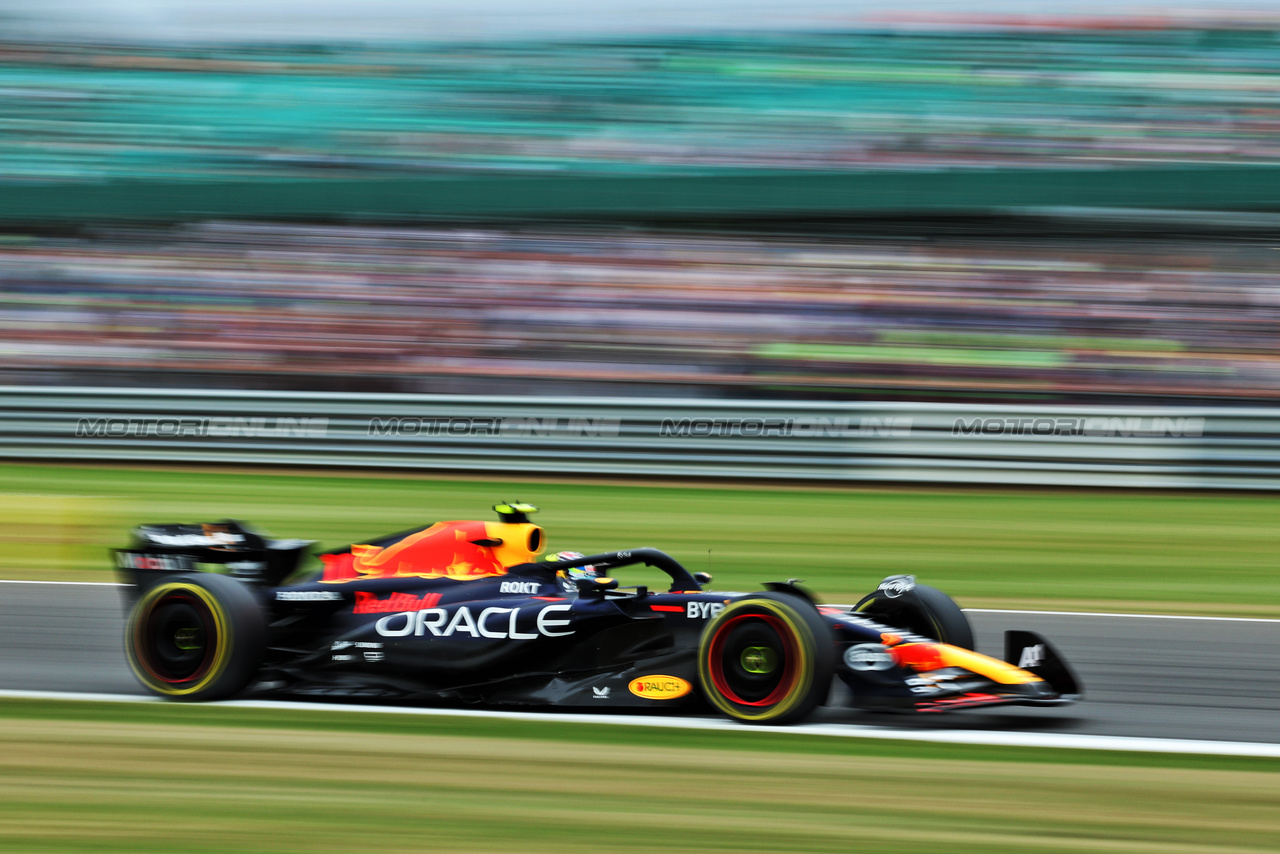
<box><xmin>4</xmin><ymin>166</ymin><xmax>1279</xmax><ymax>221</ymax></box>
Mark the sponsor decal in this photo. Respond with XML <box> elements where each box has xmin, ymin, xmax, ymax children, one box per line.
<box><xmin>592</xmin><ymin>686</ymin><xmax>610</xmax><ymax>699</ymax></box>
<box><xmin>952</xmin><ymin>416</ymin><xmax>1203</xmax><ymax>439</ymax></box>
<box><xmin>367</xmin><ymin>416</ymin><xmax>619</xmax><ymax>438</ymax></box>
<box><xmin>829</xmin><ymin>613</ymin><xmax>931</xmax><ymax>645</ymax></box>
<box><xmin>1018</xmin><ymin>644</ymin><xmax>1046</xmax><ymax>669</ymax></box>
<box><xmin>906</xmin><ymin>671</ymin><xmax>961</xmax><ymax>686</ymax></box>
<box><xmin>226</xmin><ymin>560</ymin><xmax>265</xmax><ymax>578</ymax></box>
<box><xmin>277</xmin><ymin>590</ymin><xmax>343</xmax><ymax>602</ymax></box>
<box><xmin>116</xmin><ymin>552</ymin><xmax>191</xmax><ymax>572</ymax></box>
<box><xmin>685</xmin><ymin>601</ymin><xmax>726</xmax><ymax>620</ymax></box>
<box><xmin>843</xmin><ymin>643</ymin><xmax>896</xmax><ymax>672</ymax></box>
<box><xmin>140</xmin><ymin>527</ymin><xmax>245</xmax><ymax>548</ymax></box>
<box><xmin>333</xmin><ymin>640</ymin><xmax>386</xmax><ymax>661</ymax></box>
<box><xmin>658</xmin><ymin>417</ymin><xmax>910</xmax><ymax>438</ymax></box>
<box><xmin>78</xmin><ymin>417</ymin><xmax>327</xmax><ymax>439</ymax></box>
<box><xmin>499</xmin><ymin>581</ymin><xmax>541</xmax><ymax>595</ymax></box>
<box><xmin>905</xmin><ymin>672</ymin><xmax>983</xmax><ymax>696</ymax></box>
<box><xmin>628</xmin><ymin>675</ymin><xmax>692</xmax><ymax>700</ymax></box>
<box><xmin>917</xmin><ymin>692</ymin><xmax>1004</xmax><ymax>712</ymax></box>
<box><xmin>877</xmin><ymin>575</ymin><xmax>916</xmax><ymax>599</ymax></box>
<box><xmin>353</xmin><ymin>591</ymin><xmax>442</xmax><ymax>614</ymax></box>
<box><xmin>375</xmin><ymin>604</ymin><xmax>574</xmax><ymax>639</ymax></box>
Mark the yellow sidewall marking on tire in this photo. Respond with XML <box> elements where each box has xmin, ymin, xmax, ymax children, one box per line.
<box><xmin>698</xmin><ymin>600</ymin><xmax>815</xmax><ymax>722</ymax></box>
<box><xmin>126</xmin><ymin>582</ymin><xmax>232</xmax><ymax>697</ymax></box>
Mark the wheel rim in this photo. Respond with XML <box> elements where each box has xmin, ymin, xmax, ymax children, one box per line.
<box><xmin>706</xmin><ymin>613</ymin><xmax>799</xmax><ymax>707</ymax></box>
<box><xmin>133</xmin><ymin>589</ymin><xmax>219</xmax><ymax>685</ymax></box>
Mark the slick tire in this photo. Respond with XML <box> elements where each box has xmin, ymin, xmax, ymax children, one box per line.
<box><xmin>697</xmin><ymin>592</ymin><xmax>835</xmax><ymax>724</ymax></box>
<box><xmin>852</xmin><ymin>583</ymin><xmax>974</xmax><ymax>650</ymax></box>
<box><xmin>125</xmin><ymin>573</ymin><xmax>266</xmax><ymax>701</ymax></box>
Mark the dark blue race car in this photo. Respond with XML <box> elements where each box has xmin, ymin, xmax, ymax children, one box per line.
<box><xmin>116</xmin><ymin>503</ymin><xmax>1080</xmax><ymax>723</ymax></box>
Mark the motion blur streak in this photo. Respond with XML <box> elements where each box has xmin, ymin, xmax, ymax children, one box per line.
<box><xmin>0</xmin><ymin>5</ymin><xmax>1277</xmax><ymax>852</ymax></box>
<box><xmin>4</xmin><ymin>581</ymin><xmax>1280</xmax><ymax>743</ymax></box>
<box><xmin>4</xmin><ymin>689</ymin><xmax>1280</xmax><ymax>758</ymax></box>
<box><xmin>3</xmin><ymin>25</ymin><xmax>1280</xmax><ymax>178</ymax></box>
<box><xmin>1</xmin><ymin>224</ymin><xmax>1278</xmax><ymax>402</ymax></box>
<box><xmin>1</xmin><ymin>15</ymin><xmax>1279</xmax><ymax>402</ymax></box>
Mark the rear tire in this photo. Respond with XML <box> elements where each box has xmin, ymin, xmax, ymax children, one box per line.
<box><xmin>852</xmin><ymin>582</ymin><xmax>974</xmax><ymax>650</ymax></box>
<box><xmin>697</xmin><ymin>592</ymin><xmax>834</xmax><ymax>724</ymax></box>
<box><xmin>125</xmin><ymin>573</ymin><xmax>265</xmax><ymax>701</ymax></box>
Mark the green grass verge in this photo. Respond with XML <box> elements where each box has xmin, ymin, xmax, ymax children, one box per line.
<box><xmin>1</xmin><ymin>462</ymin><xmax>1277</xmax><ymax>615</ymax></box>
<box><xmin>0</xmin><ymin>698</ymin><xmax>1276</xmax><ymax>854</ymax></box>
<box><xmin>2</xmin><ymin>698</ymin><xmax>1276</xmax><ymax>773</ymax></box>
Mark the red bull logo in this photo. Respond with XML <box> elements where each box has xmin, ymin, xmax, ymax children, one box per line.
<box><xmin>353</xmin><ymin>591</ymin><xmax>443</xmax><ymax>614</ymax></box>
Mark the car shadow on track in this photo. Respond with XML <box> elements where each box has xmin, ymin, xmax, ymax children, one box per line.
<box><xmin>243</xmin><ymin>683</ymin><xmax>1087</xmax><ymax>733</ymax></box>
<box><xmin>813</xmin><ymin>704</ymin><xmax>1088</xmax><ymax>733</ymax></box>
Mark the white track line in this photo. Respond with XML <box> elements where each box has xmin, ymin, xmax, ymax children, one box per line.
<box><xmin>964</xmin><ymin>608</ymin><xmax>1280</xmax><ymax>624</ymax></box>
<box><xmin>0</xmin><ymin>688</ymin><xmax>1277</xmax><ymax>758</ymax></box>
<box><xmin>0</xmin><ymin>579</ymin><xmax>124</xmax><ymax>586</ymax></box>
<box><xmin>829</xmin><ymin>603</ymin><xmax>1280</xmax><ymax>623</ymax></box>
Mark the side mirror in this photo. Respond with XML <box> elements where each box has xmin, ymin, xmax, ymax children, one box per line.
<box><xmin>693</xmin><ymin>571</ymin><xmax>712</xmax><ymax>586</ymax></box>
<box><xmin>576</xmin><ymin>576</ymin><xmax>619</xmax><ymax>596</ymax></box>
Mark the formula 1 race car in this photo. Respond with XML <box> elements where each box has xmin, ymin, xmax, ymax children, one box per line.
<box><xmin>115</xmin><ymin>503</ymin><xmax>1081</xmax><ymax>723</ymax></box>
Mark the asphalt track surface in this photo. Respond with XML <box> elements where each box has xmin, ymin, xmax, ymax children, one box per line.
<box><xmin>1</xmin><ymin>581</ymin><xmax>1277</xmax><ymax>745</ymax></box>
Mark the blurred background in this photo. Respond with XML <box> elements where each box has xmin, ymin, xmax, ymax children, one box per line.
<box><xmin>2</xmin><ymin>11</ymin><xmax>1279</xmax><ymax>851</ymax></box>
<box><xmin>0</xmin><ymin>3</ymin><xmax>1277</xmax><ymax>404</ymax></box>
<box><xmin>0</xmin><ymin>1</ymin><xmax>1278</xmax><ymax>581</ymax></box>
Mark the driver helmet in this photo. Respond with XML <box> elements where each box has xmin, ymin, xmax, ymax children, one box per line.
<box><xmin>549</xmin><ymin>551</ymin><xmax>601</xmax><ymax>590</ymax></box>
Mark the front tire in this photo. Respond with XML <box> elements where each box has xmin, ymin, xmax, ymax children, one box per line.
<box><xmin>125</xmin><ymin>573</ymin><xmax>265</xmax><ymax>701</ymax></box>
<box><xmin>697</xmin><ymin>593</ymin><xmax>834</xmax><ymax>724</ymax></box>
<box><xmin>852</xmin><ymin>582</ymin><xmax>974</xmax><ymax>650</ymax></box>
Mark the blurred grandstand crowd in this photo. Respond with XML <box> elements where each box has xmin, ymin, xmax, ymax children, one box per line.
<box><xmin>2</xmin><ymin>25</ymin><xmax>1280</xmax><ymax>180</ymax></box>
<box><xmin>2</xmin><ymin>23</ymin><xmax>1279</xmax><ymax>404</ymax></box>
<box><xmin>2</xmin><ymin>221</ymin><xmax>1276</xmax><ymax>403</ymax></box>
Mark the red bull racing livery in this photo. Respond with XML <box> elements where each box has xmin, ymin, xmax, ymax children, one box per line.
<box><xmin>116</xmin><ymin>503</ymin><xmax>1081</xmax><ymax>723</ymax></box>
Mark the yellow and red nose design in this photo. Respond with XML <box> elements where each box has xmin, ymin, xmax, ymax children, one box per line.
<box><xmin>891</xmin><ymin>642</ymin><xmax>1042</xmax><ymax>685</ymax></box>
<box><xmin>321</xmin><ymin>521</ymin><xmax>544</xmax><ymax>583</ymax></box>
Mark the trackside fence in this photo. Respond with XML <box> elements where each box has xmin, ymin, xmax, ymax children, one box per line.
<box><xmin>0</xmin><ymin>387</ymin><xmax>1277</xmax><ymax>490</ymax></box>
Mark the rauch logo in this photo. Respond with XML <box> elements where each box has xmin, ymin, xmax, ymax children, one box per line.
<box><xmin>628</xmin><ymin>675</ymin><xmax>692</xmax><ymax>700</ymax></box>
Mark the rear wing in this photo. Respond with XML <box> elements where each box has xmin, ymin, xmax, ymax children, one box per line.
<box><xmin>114</xmin><ymin>520</ymin><xmax>314</xmax><ymax>595</ymax></box>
